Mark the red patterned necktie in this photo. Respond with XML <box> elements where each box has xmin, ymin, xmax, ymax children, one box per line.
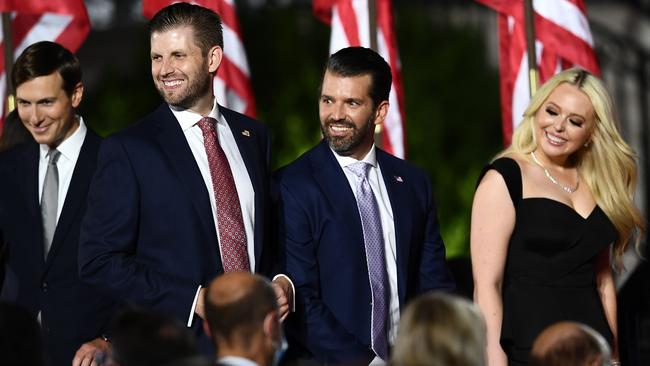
<box><xmin>197</xmin><ymin>117</ymin><xmax>250</xmax><ymax>272</ymax></box>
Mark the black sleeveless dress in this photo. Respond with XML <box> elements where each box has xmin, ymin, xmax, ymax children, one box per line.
<box><xmin>480</xmin><ymin>158</ymin><xmax>615</xmax><ymax>365</ymax></box>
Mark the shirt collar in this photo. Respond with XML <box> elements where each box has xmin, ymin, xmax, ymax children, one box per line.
<box><xmin>169</xmin><ymin>98</ymin><xmax>223</xmax><ymax>132</ymax></box>
<box><xmin>216</xmin><ymin>356</ymin><xmax>258</xmax><ymax>366</ymax></box>
<box><xmin>331</xmin><ymin>144</ymin><xmax>378</xmax><ymax>169</ymax></box>
<box><xmin>39</xmin><ymin>116</ymin><xmax>87</xmax><ymax>161</ymax></box>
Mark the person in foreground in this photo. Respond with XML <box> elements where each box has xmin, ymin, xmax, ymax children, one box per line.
<box><xmin>0</xmin><ymin>41</ymin><xmax>115</xmax><ymax>366</ymax></box>
<box><xmin>471</xmin><ymin>68</ymin><xmax>644</xmax><ymax>366</ymax></box>
<box><xmin>530</xmin><ymin>321</ymin><xmax>612</xmax><ymax>366</ymax></box>
<box><xmin>276</xmin><ymin>46</ymin><xmax>455</xmax><ymax>365</ymax></box>
<box><xmin>79</xmin><ymin>2</ymin><xmax>291</xmax><ymax>353</ymax></box>
<box><xmin>391</xmin><ymin>292</ymin><xmax>486</xmax><ymax>366</ymax></box>
<box><xmin>107</xmin><ymin>307</ymin><xmax>209</xmax><ymax>366</ymax></box>
<box><xmin>204</xmin><ymin>272</ymin><xmax>286</xmax><ymax>366</ymax></box>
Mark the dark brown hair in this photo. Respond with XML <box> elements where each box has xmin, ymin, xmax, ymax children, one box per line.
<box><xmin>12</xmin><ymin>41</ymin><xmax>81</xmax><ymax>95</ymax></box>
<box><xmin>148</xmin><ymin>2</ymin><xmax>223</xmax><ymax>55</ymax></box>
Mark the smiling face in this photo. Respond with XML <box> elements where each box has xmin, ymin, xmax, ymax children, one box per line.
<box><xmin>150</xmin><ymin>26</ymin><xmax>221</xmax><ymax>115</ymax></box>
<box><xmin>16</xmin><ymin>72</ymin><xmax>81</xmax><ymax>148</ymax></box>
<box><xmin>533</xmin><ymin>82</ymin><xmax>595</xmax><ymax>166</ymax></box>
<box><xmin>319</xmin><ymin>71</ymin><xmax>388</xmax><ymax>160</ymax></box>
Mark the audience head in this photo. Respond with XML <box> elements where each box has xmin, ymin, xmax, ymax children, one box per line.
<box><xmin>0</xmin><ymin>302</ymin><xmax>44</xmax><ymax>366</ymax></box>
<box><xmin>108</xmin><ymin>307</ymin><xmax>200</xmax><ymax>366</ymax></box>
<box><xmin>12</xmin><ymin>41</ymin><xmax>83</xmax><ymax>149</ymax></box>
<box><xmin>530</xmin><ymin>321</ymin><xmax>611</xmax><ymax>366</ymax></box>
<box><xmin>392</xmin><ymin>292</ymin><xmax>486</xmax><ymax>366</ymax></box>
<box><xmin>319</xmin><ymin>47</ymin><xmax>391</xmax><ymax>159</ymax></box>
<box><xmin>204</xmin><ymin>272</ymin><xmax>283</xmax><ymax>366</ymax></box>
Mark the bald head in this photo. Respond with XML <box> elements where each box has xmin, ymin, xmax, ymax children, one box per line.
<box><xmin>204</xmin><ymin>272</ymin><xmax>277</xmax><ymax>349</ymax></box>
<box><xmin>530</xmin><ymin>322</ymin><xmax>611</xmax><ymax>366</ymax></box>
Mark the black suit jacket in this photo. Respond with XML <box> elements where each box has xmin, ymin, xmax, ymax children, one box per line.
<box><xmin>79</xmin><ymin>104</ymin><xmax>274</xmax><ymax>346</ymax></box>
<box><xmin>0</xmin><ymin>129</ymin><xmax>116</xmax><ymax>366</ymax></box>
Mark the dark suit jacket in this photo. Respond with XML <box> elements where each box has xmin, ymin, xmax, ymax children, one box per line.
<box><xmin>0</xmin><ymin>129</ymin><xmax>115</xmax><ymax>366</ymax></box>
<box><xmin>276</xmin><ymin>141</ymin><xmax>455</xmax><ymax>364</ymax></box>
<box><xmin>78</xmin><ymin>104</ymin><xmax>273</xmax><ymax>343</ymax></box>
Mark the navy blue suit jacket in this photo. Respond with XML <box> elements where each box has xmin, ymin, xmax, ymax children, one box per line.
<box><xmin>276</xmin><ymin>141</ymin><xmax>455</xmax><ymax>364</ymax></box>
<box><xmin>79</xmin><ymin>104</ymin><xmax>273</xmax><ymax>342</ymax></box>
<box><xmin>0</xmin><ymin>130</ymin><xmax>115</xmax><ymax>366</ymax></box>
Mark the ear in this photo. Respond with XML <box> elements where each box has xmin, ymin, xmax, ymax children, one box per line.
<box><xmin>202</xmin><ymin>319</ymin><xmax>212</xmax><ymax>338</ymax></box>
<box><xmin>70</xmin><ymin>82</ymin><xmax>84</xmax><ymax>108</ymax></box>
<box><xmin>262</xmin><ymin>311</ymin><xmax>278</xmax><ymax>339</ymax></box>
<box><xmin>373</xmin><ymin>100</ymin><xmax>389</xmax><ymax>126</ymax></box>
<box><xmin>207</xmin><ymin>45</ymin><xmax>223</xmax><ymax>74</ymax></box>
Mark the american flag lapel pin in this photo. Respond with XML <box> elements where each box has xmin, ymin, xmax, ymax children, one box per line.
<box><xmin>242</xmin><ymin>130</ymin><xmax>250</xmax><ymax>137</ymax></box>
<box><xmin>395</xmin><ymin>175</ymin><xmax>404</xmax><ymax>183</ymax></box>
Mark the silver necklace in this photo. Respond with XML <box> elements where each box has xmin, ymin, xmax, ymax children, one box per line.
<box><xmin>530</xmin><ymin>151</ymin><xmax>580</xmax><ymax>194</ymax></box>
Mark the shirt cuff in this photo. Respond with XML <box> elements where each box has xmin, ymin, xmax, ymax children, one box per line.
<box><xmin>187</xmin><ymin>285</ymin><xmax>201</xmax><ymax>327</ymax></box>
<box><xmin>273</xmin><ymin>274</ymin><xmax>296</xmax><ymax>312</ymax></box>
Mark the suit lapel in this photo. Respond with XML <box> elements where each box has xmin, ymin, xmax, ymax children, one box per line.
<box><xmin>43</xmin><ymin>131</ymin><xmax>100</xmax><ymax>272</ymax></box>
<box><xmin>21</xmin><ymin>143</ymin><xmax>45</xmax><ymax>261</ymax></box>
<box><xmin>310</xmin><ymin>141</ymin><xmax>365</xmax><ymax>256</ymax></box>
<box><xmin>154</xmin><ymin>104</ymin><xmax>217</xmax><ymax>245</ymax></box>
<box><xmin>220</xmin><ymin>106</ymin><xmax>265</xmax><ymax>265</ymax></box>
<box><xmin>376</xmin><ymin>149</ymin><xmax>412</xmax><ymax>305</ymax></box>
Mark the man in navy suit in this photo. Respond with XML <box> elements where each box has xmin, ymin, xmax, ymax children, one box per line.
<box><xmin>276</xmin><ymin>47</ymin><xmax>455</xmax><ymax>365</ymax></box>
<box><xmin>79</xmin><ymin>2</ymin><xmax>291</xmax><ymax>352</ymax></box>
<box><xmin>0</xmin><ymin>41</ymin><xmax>115</xmax><ymax>366</ymax></box>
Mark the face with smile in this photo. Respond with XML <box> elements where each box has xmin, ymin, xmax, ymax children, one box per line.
<box><xmin>533</xmin><ymin>82</ymin><xmax>595</xmax><ymax>166</ymax></box>
<box><xmin>150</xmin><ymin>26</ymin><xmax>221</xmax><ymax>115</ymax></box>
<box><xmin>16</xmin><ymin>72</ymin><xmax>81</xmax><ymax>148</ymax></box>
<box><xmin>319</xmin><ymin>71</ymin><xmax>387</xmax><ymax>160</ymax></box>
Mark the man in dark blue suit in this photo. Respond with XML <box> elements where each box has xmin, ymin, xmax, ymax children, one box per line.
<box><xmin>79</xmin><ymin>2</ymin><xmax>291</xmax><ymax>352</ymax></box>
<box><xmin>276</xmin><ymin>47</ymin><xmax>455</xmax><ymax>365</ymax></box>
<box><xmin>0</xmin><ymin>41</ymin><xmax>115</xmax><ymax>366</ymax></box>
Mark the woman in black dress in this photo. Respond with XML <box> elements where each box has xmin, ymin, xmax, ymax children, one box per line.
<box><xmin>471</xmin><ymin>68</ymin><xmax>644</xmax><ymax>366</ymax></box>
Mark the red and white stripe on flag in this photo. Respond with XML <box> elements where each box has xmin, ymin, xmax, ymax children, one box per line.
<box><xmin>477</xmin><ymin>0</ymin><xmax>599</xmax><ymax>145</ymax></box>
<box><xmin>314</xmin><ymin>0</ymin><xmax>407</xmax><ymax>158</ymax></box>
<box><xmin>0</xmin><ymin>0</ymin><xmax>90</xmax><ymax>129</ymax></box>
<box><xmin>142</xmin><ymin>0</ymin><xmax>257</xmax><ymax>118</ymax></box>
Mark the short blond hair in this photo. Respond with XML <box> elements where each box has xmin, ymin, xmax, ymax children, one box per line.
<box><xmin>392</xmin><ymin>293</ymin><xmax>486</xmax><ymax>366</ymax></box>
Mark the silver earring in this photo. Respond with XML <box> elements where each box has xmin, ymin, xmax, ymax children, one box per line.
<box><xmin>584</xmin><ymin>142</ymin><xmax>590</xmax><ymax>148</ymax></box>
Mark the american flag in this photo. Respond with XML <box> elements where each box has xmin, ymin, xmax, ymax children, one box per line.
<box><xmin>314</xmin><ymin>0</ymin><xmax>407</xmax><ymax>159</ymax></box>
<box><xmin>477</xmin><ymin>0</ymin><xmax>600</xmax><ymax>145</ymax></box>
<box><xmin>0</xmin><ymin>0</ymin><xmax>90</xmax><ymax>128</ymax></box>
<box><xmin>143</xmin><ymin>0</ymin><xmax>257</xmax><ymax>118</ymax></box>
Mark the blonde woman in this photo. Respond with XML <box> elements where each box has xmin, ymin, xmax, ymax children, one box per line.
<box><xmin>471</xmin><ymin>68</ymin><xmax>644</xmax><ymax>366</ymax></box>
<box><xmin>391</xmin><ymin>292</ymin><xmax>486</xmax><ymax>366</ymax></box>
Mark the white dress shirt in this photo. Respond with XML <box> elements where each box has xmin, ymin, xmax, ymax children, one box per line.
<box><xmin>171</xmin><ymin>100</ymin><xmax>294</xmax><ymax>327</ymax></box>
<box><xmin>332</xmin><ymin>145</ymin><xmax>400</xmax><ymax>361</ymax></box>
<box><xmin>37</xmin><ymin>116</ymin><xmax>85</xmax><ymax>324</ymax></box>
<box><xmin>171</xmin><ymin>100</ymin><xmax>257</xmax><ymax>325</ymax></box>
<box><xmin>216</xmin><ymin>356</ymin><xmax>259</xmax><ymax>366</ymax></box>
<box><xmin>38</xmin><ymin>117</ymin><xmax>87</xmax><ymax>222</ymax></box>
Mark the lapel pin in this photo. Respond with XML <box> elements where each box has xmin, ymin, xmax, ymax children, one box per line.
<box><xmin>395</xmin><ymin>176</ymin><xmax>404</xmax><ymax>183</ymax></box>
<box><xmin>242</xmin><ymin>130</ymin><xmax>251</xmax><ymax>137</ymax></box>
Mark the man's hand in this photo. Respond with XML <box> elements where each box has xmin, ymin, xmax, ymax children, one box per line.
<box><xmin>195</xmin><ymin>287</ymin><xmax>206</xmax><ymax>320</ymax></box>
<box><xmin>72</xmin><ymin>337</ymin><xmax>109</xmax><ymax>366</ymax></box>
<box><xmin>272</xmin><ymin>276</ymin><xmax>293</xmax><ymax>321</ymax></box>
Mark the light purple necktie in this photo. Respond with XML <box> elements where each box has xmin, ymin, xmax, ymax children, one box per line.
<box><xmin>346</xmin><ymin>161</ymin><xmax>389</xmax><ymax>360</ymax></box>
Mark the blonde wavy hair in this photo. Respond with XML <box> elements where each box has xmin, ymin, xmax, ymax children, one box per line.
<box><xmin>497</xmin><ymin>68</ymin><xmax>645</xmax><ymax>269</ymax></box>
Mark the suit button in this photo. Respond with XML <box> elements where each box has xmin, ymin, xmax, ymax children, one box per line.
<box><xmin>41</xmin><ymin>282</ymin><xmax>48</xmax><ymax>292</ymax></box>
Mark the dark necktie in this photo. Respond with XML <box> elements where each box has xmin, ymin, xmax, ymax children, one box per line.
<box><xmin>197</xmin><ymin>117</ymin><xmax>250</xmax><ymax>272</ymax></box>
<box><xmin>346</xmin><ymin>161</ymin><xmax>389</xmax><ymax>360</ymax></box>
<box><xmin>41</xmin><ymin>149</ymin><xmax>61</xmax><ymax>259</ymax></box>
